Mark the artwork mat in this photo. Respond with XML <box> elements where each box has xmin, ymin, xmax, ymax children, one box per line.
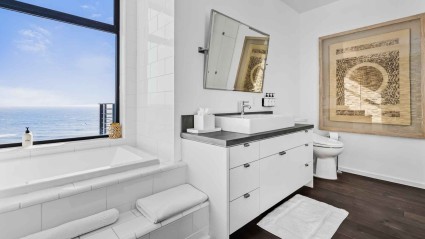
<box><xmin>319</xmin><ymin>13</ymin><xmax>425</xmax><ymax>138</ymax></box>
<box><xmin>328</xmin><ymin>29</ymin><xmax>411</xmax><ymax>125</ymax></box>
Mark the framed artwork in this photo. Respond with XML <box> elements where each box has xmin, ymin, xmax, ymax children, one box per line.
<box><xmin>319</xmin><ymin>14</ymin><xmax>425</xmax><ymax>138</ymax></box>
<box><xmin>234</xmin><ymin>36</ymin><xmax>269</xmax><ymax>92</ymax></box>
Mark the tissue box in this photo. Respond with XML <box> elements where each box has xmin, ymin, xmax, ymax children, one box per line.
<box><xmin>194</xmin><ymin>115</ymin><xmax>215</xmax><ymax>130</ymax></box>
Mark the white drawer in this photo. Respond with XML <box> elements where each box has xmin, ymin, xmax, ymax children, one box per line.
<box><xmin>300</xmin><ymin>160</ymin><xmax>313</xmax><ymax>185</ymax></box>
<box><xmin>230</xmin><ymin>160</ymin><xmax>259</xmax><ymax>201</ymax></box>
<box><xmin>230</xmin><ymin>188</ymin><xmax>260</xmax><ymax>234</ymax></box>
<box><xmin>295</xmin><ymin>144</ymin><xmax>314</xmax><ymax>185</ymax></box>
<box><xmin>230</xmin><ymin>141</ymin><xmax>260</xmax><ymax>168</ymax></box>
<box><xmin>260</xmin><ymin>130</ymin><xmax>312</xmax><ymax>158</ymax></box>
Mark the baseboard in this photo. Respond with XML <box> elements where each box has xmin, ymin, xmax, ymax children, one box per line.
<box><xmin>339</xmin><ymin>166</ymin><xmax>425</xmax><ymax>189</ymax></box>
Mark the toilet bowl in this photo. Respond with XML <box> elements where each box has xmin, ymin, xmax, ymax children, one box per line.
<box><xmin>313</xmin><ymin>133</ymin><xmax>344</xmax><ymax>180</ymax></box>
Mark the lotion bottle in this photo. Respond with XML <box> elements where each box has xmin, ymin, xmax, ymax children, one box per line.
<box><xmin>270</xmin><ymin>93</ymin><xmax>273</xmax><ymax>106</ymax></box>
<box><xmin>22</xmin><ymin>127</ymin><xmax>33</xmax><ymax>148</ymax></box>
<box><xmin>265</xmin><ymin>93</ymin><xmax>270</xmax><ymax>106</ymax></box>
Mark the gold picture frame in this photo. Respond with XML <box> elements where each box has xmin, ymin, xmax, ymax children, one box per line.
<box><xmin>234</xmin><ymin>36</ymin><xmax>269</xmax><ymax>92</ymax></box>
<box><xmin>319</xmin><ymin>13</ymin><xmax>425</xmax><ymax>138</ymax></box>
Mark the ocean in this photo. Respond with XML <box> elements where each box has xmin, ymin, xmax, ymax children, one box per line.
<box><xmin>0</xmin><ymin>107</ymin><xmax>102</xmax><ymax>145</ymax></box>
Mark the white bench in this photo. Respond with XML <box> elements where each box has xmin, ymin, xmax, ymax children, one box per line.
<box><xmin>79</xmin><ymin>201</ymin><xmax>210</xmax><ymax>239</ymax></box>
<box><xmin>21</xmin><ymin>184</ymin><xmax>210</xmax><ymax>239</ymax></box>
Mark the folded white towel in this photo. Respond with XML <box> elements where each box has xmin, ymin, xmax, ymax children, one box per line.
<box><xmin>136</xmin><ymin>184</ymin><xmax>208</xmax><ymax>223</ymax></box>
<box><xmin>20</xmin><ymin>208</ymin><xmax>119</xmax><ymax>239</ymax></box>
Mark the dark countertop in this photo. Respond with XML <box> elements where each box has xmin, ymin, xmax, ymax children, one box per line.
<box><xmin>181</xmin><ymin>124</ymin><xmax>314</xmax><ymax>147</ymax></box>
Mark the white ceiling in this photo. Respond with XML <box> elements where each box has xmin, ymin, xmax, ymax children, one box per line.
<box><xmin>280</xmin><ymin>0</ymin><xmax>340</xmax><ymax>13</ymax></box>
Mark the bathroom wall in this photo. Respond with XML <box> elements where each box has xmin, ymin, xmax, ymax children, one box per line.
<box><xmin>299</xmin><ymin>0</ymin><xmax>425</xmax><ymax>188</ymax></box>
<box><xmin>174</xmin><ymin>0</ymin><xmax>301</xmax><ymax>160</ymax></box>
<box><xmin>0</xmin><ymin>0</ymin><xmax>137</xmax><ymax>161</ymax></box>
<box><xmin>136</xmin><ymin>0</ymin><xmax>175</xmax><ymax>161</ymax></box>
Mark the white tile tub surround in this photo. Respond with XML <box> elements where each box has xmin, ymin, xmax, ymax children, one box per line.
<box><xmin>106</xmin><ymin>175</ymin><xmax>153</xmax><ymax>212</ymax></box>
<box><xmin>0</xmin><ymin>162</ymin><xmax>186</xmax><ymax>239</ymax></box>
<box><xmin>0</xmin><ymin>146</ymin><xmax>159</xmax><ymax>198</ymax></box>
<box><xmin>136</xmin><ymin>0</ymin><xmax>175</xmax><ymax>162</ymax></box>
<box><xmin>79</xmin><ymin>202</ymin><xmax>209</xmax><ymax>239</ymax></box>
<box><xmin>0</xmin><ymin>205</ymin><xmax>41</xmax><ymax>239</ymax></box>
<box><xmin>42</xmin><ymin>189</ymin><xmax>108</xmax><ymax>230</ymax></box>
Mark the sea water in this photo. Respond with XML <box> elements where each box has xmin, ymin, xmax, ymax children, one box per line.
<box><xmin>0</xmin><ymin>107</ymin><xmax>101</xmax><ymax>145</ymax></box>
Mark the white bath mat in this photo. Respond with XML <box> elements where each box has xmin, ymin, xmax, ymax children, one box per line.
<box><xmin>257</xmin><ymin>194</ymin><xmax>348</xmax><ymax>239</ymax></box>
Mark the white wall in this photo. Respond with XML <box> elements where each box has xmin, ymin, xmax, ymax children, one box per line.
<box><xmin>299</xmin><ymin>0</ymin><xmax>425</xmax><ymax>188</ymax></box>
<box><xmin>175</xmin><ymin>0</ymin><xmax>301</xmax><ymax>160</ymax></box>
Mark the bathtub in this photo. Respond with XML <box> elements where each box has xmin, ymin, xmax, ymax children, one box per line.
<box><xmin>0</xmin><ymin>145</ymin><xmax>159</xmax><ymax>197</ymax></box>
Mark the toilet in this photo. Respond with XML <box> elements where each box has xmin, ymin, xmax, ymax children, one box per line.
<box><xmin>313</xmin><ymin>133</ymin><xmax>344</xmax><ymax>180</ymax></box>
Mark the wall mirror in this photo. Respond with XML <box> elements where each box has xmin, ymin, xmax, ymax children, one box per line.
<box><xmin>202</xmin><ymin>10</ymin><xmax>270</xmax><ymax>93</ymax></box>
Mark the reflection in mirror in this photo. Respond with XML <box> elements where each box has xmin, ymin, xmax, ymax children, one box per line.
<box><xmin>204</xmin><ymin>10</ymin><xmax>270</xmax><ymax>93</ymax></box>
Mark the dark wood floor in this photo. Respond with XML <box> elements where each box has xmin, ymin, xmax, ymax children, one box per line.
<box><xmin>230</xmin><ymin>173</ymin><xmax>425</xmax><ymax>239</ymax></box>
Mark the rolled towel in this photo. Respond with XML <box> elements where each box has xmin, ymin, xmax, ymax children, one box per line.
<box><xmin>20</xmin><ymin>208</ymin><xmax>119</xmax><ymax>239</ymax></box>
<box><xmin>136</xmin><ymin>184</ymin><xmax>208</xmax><ymax>223</ymax></box>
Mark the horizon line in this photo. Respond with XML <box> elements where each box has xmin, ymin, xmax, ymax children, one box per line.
<box><xmin>0</xmin><ymin>104</ymin><xmax>108</xmax><ymax>108</ymax></box>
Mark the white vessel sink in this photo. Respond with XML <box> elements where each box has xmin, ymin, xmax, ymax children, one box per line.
<box><xmin>215</xmin><ymin>114</ymin><xmax>295</xmax><ymax>134</ymax></box>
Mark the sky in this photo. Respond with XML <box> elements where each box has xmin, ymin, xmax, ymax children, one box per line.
<box><xmin>0</xmin><ymin>0</ymin><xmax>116</xmax><ymax>107</ymax></box>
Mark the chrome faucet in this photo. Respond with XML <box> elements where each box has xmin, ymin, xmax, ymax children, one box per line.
<box><xmin>241</xmin><ymin>101</ymin><xmax>251</xmax><ymax>117</ymax></box>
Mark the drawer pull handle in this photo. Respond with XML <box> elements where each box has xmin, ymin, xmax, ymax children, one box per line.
<box><xmin>244</xmin><ymin>163</ymin><xmax>250</xmax><ymax>168</ymax></box>
<box><xmin>244</xmin><ymin>193</ymin><xmax>250</xmax><ymax>199</ymax></box>
<box><xmin>305</xmin><ymin>163</ymin><xmax>309</xmax><ymax>167</ymax></box>
<box><xmin>305</xmin><ymin>130</ymin><xmax>309</xmax><ymax>133</ymax></box>
<box><xmin>305</xmin><ymin>144</ymin><xmax>309</xmax><ymax>147</ymax></box>
<box><xmin>244</xmin><ymin>143</ymin><xmax>250</xmax><ymax>147</ymax></box>
<box><xmin>279</xmin><ymin>151</ymin><xmax>286</xmax><ymax>156</ymax></box>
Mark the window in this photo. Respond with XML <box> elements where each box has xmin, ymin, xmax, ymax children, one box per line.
<box><xmin>0</xmin><ymin>0</ymin><xmax>119</xmax><ymax>147</ymax></box>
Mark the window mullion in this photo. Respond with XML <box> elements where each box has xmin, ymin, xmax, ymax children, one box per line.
<box><xmin>0</xmin><ymin>0</ymin><xmax>117</xmax><ymax>33</ymax></box>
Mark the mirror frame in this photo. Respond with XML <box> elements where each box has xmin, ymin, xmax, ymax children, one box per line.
<box><xmin>202</xmin><ymin>9</ymin><xmax>270</xmax><ymax>93</ymax></box>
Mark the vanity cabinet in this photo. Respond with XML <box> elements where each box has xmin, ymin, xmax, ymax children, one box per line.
<box><xmin>260</xmin><ymin>144</ymin><xmax>313</xmax><ymax>211</ymax></box>
<box><xmin>182</xmin><ymin>128</ymin><xmax>313</xmax><ymax>239</ymax></box>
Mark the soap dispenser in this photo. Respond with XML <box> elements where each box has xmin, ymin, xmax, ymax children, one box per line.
<box><xmin>22</xmin><ymin>127</ymin><xmax>33</xmax><ymax>148</ymax></box>
<box><xmin>262</xmin><ymin>93</ymin><xmax>270</xmax><ymax>107</ymax></box>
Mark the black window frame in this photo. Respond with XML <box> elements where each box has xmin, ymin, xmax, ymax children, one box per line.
<box><xmin>0</xmin><ymin>0</ymin><xmax>120</xmax><ymax>148</ymax></box>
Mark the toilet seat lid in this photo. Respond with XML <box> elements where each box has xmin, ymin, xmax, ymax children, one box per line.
<box><xmin>313</xmin><ymin>134</ymin><xmax>344</xmax><ymax>148</ymax></box>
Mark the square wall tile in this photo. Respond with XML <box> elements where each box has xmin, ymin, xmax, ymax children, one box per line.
<box><xmin>157</xmin><ymin>45</ymin><xmax>173</xmax><ymax>61</ymax></box>
<box><xmin>81</xmin><ymin>228</ymin><xmax>119</xmax><ymax>239</ymax></box>
<box><xmin>156</xmin><ymin>74</ymin><xmax>174</xmax><ymax>92</ymax></box>
<box><xmin>150</xmin><ymin>214</ymin><xmax>193</xmax><ymax>239</ymax></box>
<box><xmin>42</xmin><ymin>188</ymin><xmax>107</xmax><ymax>230</ymax></box>
<box><xmin>0</xmin><ymin>205</ymin><xmax>41</xmax><ymax>239</ymax></box>
<box><xmin>157</xmin><ymin>142</ymin><xmax>174</xmax><ymax>162</ymax></box>
<box><xmin>137</xmin><ymin>137</ymin><xmax>158</xmax><ymax>157</ymax></box>
<box><xmin>150</xmin><ymin>60</ymin><xmax>165</xmax><ymax>78</ymax></box>
<box><xmin>164</xmin><ymin>57</ymin><xmax>174</xmax><ymax>75</ymax></box>
<box><xmin>112</xmin><ymin>216</ymin><xmax>159</xmax><ymax>239</ymax></box>
<box><xmin>107</xmin><ymin>176</ymin><xmax>153</xmax><ymax>212</ymax></box>
<box><xmin>186</xmin><ymin>227</ymin><xmax>209</xmax><ymax>239</ymax></box>
<box><xmin>113</xmin><ymin>201</ymin><xmax>134</xmax><ymax>213</ymax></box>
<box><xmin>153</xmin><ymin>167</ymin><xmax>186</xmax><ymax>193</ymax></box>
<box><xmin>164</xmin><ymin>23</ymin><xmax>174</xmax><ymax>40</ymax></box>
<box><xmin>193</xmin><ymin>206</ymin><xmax>209</xmax><ymax>232</ymax></box>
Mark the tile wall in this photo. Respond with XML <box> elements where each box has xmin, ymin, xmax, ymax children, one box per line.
<box><xmin>0</xmin><ymin>166</ymin><xmax>186</xmax><ymax>239</ymax></box>
<box><xmin>136</xmin><ymin>0</ymin><xmax>175</xmax><ymax>161</ymax></box>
